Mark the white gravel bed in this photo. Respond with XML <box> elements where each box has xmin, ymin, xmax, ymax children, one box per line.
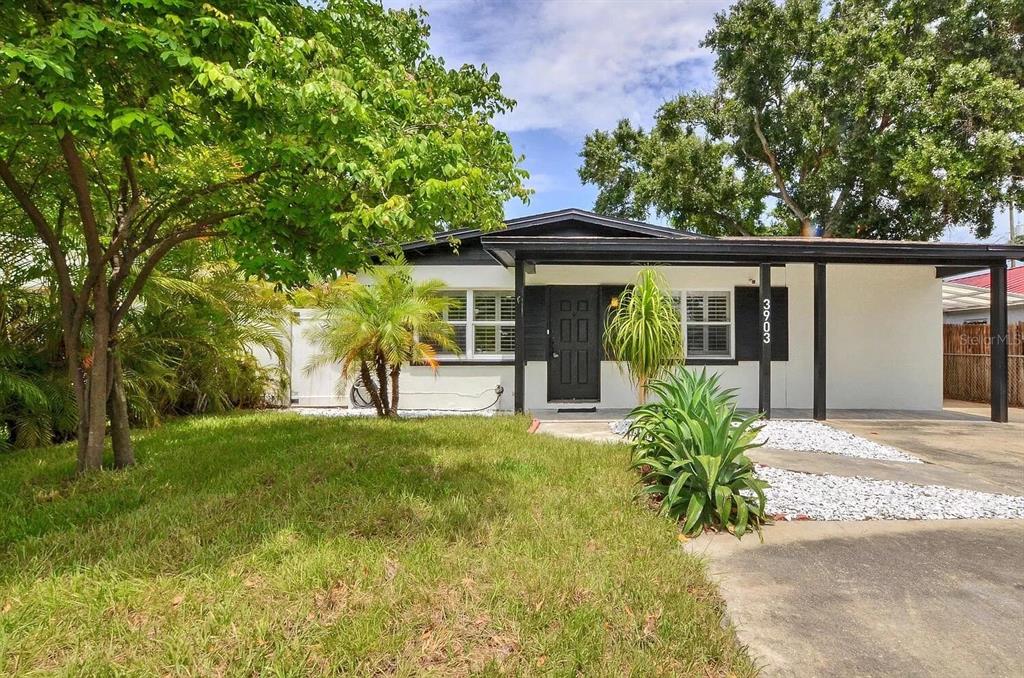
<box><xmin>290</xmin><ymin>407</ymin><xmax>495</xmax><ymax>418</ymax></box>
<box><xmin>609</xmin><ymin>419</ymin><xmax>632</xmax><ymax>436</ymax></box>
<box><xmin>752</xmin><ymin>420</ymin><xmax>921</xmax><ymax>463</ymax></box>
<box><xmin>756</xmin><ymin>465</ymin><xmax>1024</xmax><ymax>521</ymax></box>
<box><xmin>611</xmin><ymin>418</ymin><xmax>921</xmax><ymax>463</ymax></box>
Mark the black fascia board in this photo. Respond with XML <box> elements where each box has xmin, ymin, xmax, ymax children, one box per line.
<box><xmin>479</xmin><ymin>236</ymin><xmax>1024</xmax><ymax>268</ymax></box>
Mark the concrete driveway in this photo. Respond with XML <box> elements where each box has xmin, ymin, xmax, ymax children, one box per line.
<box><xmin>828</xmin><ymin>417</ymin><xmax>1024</xmax><ymax>495</ymax></box>
<box><xmin>689</xmin><ymin>412</ymin><xmax>1024</xmax><ymax>677</ymax></box>
<box><xmin>688</xmin><ymin>520</ymin><xmax>1024</xmax><ymax>678</ymax></box>
<box><xmin>534</xmin><ymin>405</ymin><xmax>1024</xmax><ymax>676</ymax></box>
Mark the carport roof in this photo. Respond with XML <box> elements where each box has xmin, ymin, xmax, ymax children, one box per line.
<box><xmin>943</xmin><ymin>280</ymin><xmax>1024</xmax><ymax>311</ymax></box>
<box><xmin>480</xmin><ymin>235</ymin><xmax>1024</xmax><ymax>269</ymax></box>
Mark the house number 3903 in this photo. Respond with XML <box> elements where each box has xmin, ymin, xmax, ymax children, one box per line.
<box><xmin>761</xmin><ymin>298</ymin><xmax>772</xmax><ymax>344</ymax></box>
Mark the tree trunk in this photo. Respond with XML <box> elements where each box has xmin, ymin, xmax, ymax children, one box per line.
<box><xmin>359</xmin><ymin>361</ymin><xmax>385</xmax><ymax>417</ymax></box>
<box><xmin>374</xmin><ymin>353</ymin><xmax>391</xmax><ymax>417</ymax></box>
<box><xmin>67</xmin><ymin>335</ymin><xmax>90</xmax><ymax>464</ymax></box>
<box><xmin>79</xmin><ymin>287</ymin><xmax>111</xmax><ymax>474</ymax></box>
<box><xmin>389</xmin><ymin>364</ymin><xmax>400</xmax><ymax>414</ymax></box>
<box><xmin>109</xmin><ymin>354</ymin><xmax>135</xmax><ymax>469</ymax></box>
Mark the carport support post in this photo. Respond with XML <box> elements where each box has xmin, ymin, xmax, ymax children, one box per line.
<box><xmin>514</xmin><ymin>258</ymin><xmax>526</xmax><ymax>414</ymax></box>
<box><xmin>758</xmin><ymin>263</ymin><xmax>772</xmax><ymax>418</ymax></box>
<box><xmin>813</xmin><ymin>263</ymin><xmax>827</xmax><ymax>421</ymax></box>
<box><xmin>990</xmin><ymin>262</ymin><xmax>1009</xmax><ymax>423</ymax></box>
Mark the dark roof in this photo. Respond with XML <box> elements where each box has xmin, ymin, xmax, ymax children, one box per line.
<box><xmin>480</xmin><ymin>235</ymin><xmax>1024</xmax><ymax>268</ymax></box>
<box><xmin>501</xmin><ymin>208</ymin><xmax>703</xmax><ymax>238</ymax></box>
<box><xmin>401</xmin><ymin>208</ymin><xmax>702</xmax><ymax>253</ymax></box>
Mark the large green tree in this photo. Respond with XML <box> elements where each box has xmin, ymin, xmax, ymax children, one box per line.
<box><xmin>580</xmin><ymin>0</ymin><xmax>1023</xmax><ymax>238</ymax></box>
<box><xmin>0</xmin><ymin>0</ymin><xmax>528</xmax><ymax>473</ymax></box>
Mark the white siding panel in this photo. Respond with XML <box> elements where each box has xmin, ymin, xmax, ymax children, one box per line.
<box><xmin>289</xmin><ymin>309</ymin><xmax>349</xmax><ymax>407</ymax></box>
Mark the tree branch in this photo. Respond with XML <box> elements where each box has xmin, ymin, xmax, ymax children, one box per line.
<box><xmin>121</xmin><ymin>156</ymin><xmax>142</xmax><ymax>224</ymax></box>
<box><xmin>752</xmin><ymin>108</ymin><xmax>812</xmax><ymax>234</ymax></box>
<box><xmin>111</xmin><ymin>209</ymin><xmax>247</xmax><ymax>327</ymax></box>
<box><xmin>823</xmin><ymin>185</ymin><xmax>850</xmax><ymax>237</ymax></box>
<box><xmin>133</xmin><ymin>168</ymin><xmax>270</xmax><ymax>249</ymax></box>
<box><xmin>0</xmin><ymin>155</ymin><xmax>77</xmax><ymax>327</ymax></box>
<box><xmin>59</xmin><ymin>132</ymin><xmax>105</xmax><ymax>266</ymax></box>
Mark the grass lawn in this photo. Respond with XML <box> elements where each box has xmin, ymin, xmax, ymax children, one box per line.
<box><xmin>0</xmin><ymin>413</ymin><xmax>754</xmax><ymax>676</ymax></box>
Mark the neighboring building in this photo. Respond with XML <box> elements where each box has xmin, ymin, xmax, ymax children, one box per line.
<box><xmin>943</xmin><ymin>267</ymin><xmax>1024</xmax><ymax>324</ymax></box>
<box><xmin>290</xmin><ymin>209</ymin><xmax>1024</xmax><ymax>421</ymax></box>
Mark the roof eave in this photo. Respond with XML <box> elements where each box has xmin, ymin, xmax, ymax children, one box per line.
<box><xmin>401</xmin><ymin>208</ymin><xmax>705</xmax><ymax>252</ymax></box>
<box><xmin>480</xmin><ymin>236</ymin><xmax>1024</xmax><ymax>268</ymax></box>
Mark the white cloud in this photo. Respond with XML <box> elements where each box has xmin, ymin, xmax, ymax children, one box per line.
<box><xmin>387</xmin><ymin>0</ymin><xmax>724</xmax><ymax>135</ymax></box>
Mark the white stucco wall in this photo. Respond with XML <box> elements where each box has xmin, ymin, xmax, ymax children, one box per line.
<box><xmin>290</xmin><ymin>262</ymin><xmax>944</xmax><ymax>412</ymax></box>
<box><xmin>824</xmin><ymin>265</ymin><xmax>943</xmax><ymax>410</ymax></box>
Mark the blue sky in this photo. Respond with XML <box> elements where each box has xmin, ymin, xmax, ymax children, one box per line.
<box><xmin>385</xmin><ymin>0</ymin><xmax>1014</xmax><ymax>243</ymax></box>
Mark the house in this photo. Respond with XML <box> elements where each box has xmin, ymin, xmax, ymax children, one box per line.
<box><xmin>943</xmin><ymin>267</ymin><xmax>1024</xmax><ymax>325</ymax></box>
<box><xmin>290</xmin><ymin>209</ymin><xmax>1024</xmax><ymax>423</ymax></box>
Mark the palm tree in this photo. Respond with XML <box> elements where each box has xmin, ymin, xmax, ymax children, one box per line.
<box><xmin>117</xmin><ymin>257</ymin><xmax>291</xmax><ymax>426</ymax></box>
<box><xmin>603</xmin><ymin>268</ymin><xmax>683</xmax><ymax>404</ymax></box>
<box><xmin>0</xmin><ymin>272</ymin><xmax>77</xmax><ymax>451</ymax></box>
<box><xmin>0</xmin><ymin>235</ymin><xmax>290</xmax><ymax>456</ymax></box>
<box><xmin>305</xmin><ymin>259</ymin><xmax>458</xmax><ymax>417</ymax></box>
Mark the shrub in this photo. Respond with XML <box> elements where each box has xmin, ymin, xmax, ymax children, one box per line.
<box><xmin>1</xmin><ymin>246</ymin><xmax>289</xmax><ymax>449</ymax></box>
<box><xmin>603</xmin><ymin>268</ymin><xmax>683</xmax><ymax>403</ymax></box>
<box><xmin>627</xmin><ymin>369</ymin><xmax>769</xmax><ymax>539</ymax></box>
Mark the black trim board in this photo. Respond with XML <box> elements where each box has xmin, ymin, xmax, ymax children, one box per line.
<box><xmin>735</xmin><ymin>286</ymin><xmax>789</xmax><ymax>361</ymax></box>
<box><xmin>524</xmin><ymin>286</ymin><xmax>548</xmax><ymax>361</ymax></box>
<box><xmin>481</xmin><ymin>236</ymin><xmax>1024</xmax><ymax>268</ymax></box>
<box><xmin>598</xmin><ymin>285</ymin><xmax>626</xmax><ymax>361</ymax></box>
<box><xmin>685</xmin><ymin>359</ymin><xmax>740</xmax><ymax>366</ymax></box>
<box><xmin>433</xmin><ymin>359</ymin><xmax>516</xmax><ymax>366</ymax></box>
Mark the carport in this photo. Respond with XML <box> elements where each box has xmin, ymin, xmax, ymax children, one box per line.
<box><xmin>480</xmin><ymin>235</ymin><xmax>1024</xmax><ymax>422</ymax></box>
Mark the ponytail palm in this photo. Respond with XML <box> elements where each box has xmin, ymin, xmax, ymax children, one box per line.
<box><xmin>306</xmin><ymin>259</ymin><xmax>458</xmax><ymax>417</ymax></box>
<box><xmin>604</xmin><ymin>269</ymin><xmax>683</xmax><ymax>403</ymax></box>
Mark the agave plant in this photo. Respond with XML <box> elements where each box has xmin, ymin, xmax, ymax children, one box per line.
<box><xmin>628</xmin><ymin>369</ymin><xmax>769</xmax><ymax>539</ymax></box>
<box><xmin>603</xmin><ymin>268</ymin><xmax>683</xmax><ymax>403</ymax></box>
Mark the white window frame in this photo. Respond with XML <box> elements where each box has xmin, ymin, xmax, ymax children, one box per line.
<box><xmin>681</xmin><ymin>289</ymin><xmax>735</xmax><ymax>360</ymax></box>
<box><xmin>437</xmin><ymin>289</ymin><xmax>516</xmax><ymax>360</ymax></box>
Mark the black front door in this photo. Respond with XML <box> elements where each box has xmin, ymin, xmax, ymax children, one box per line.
<box><xmin>547</xmin><ymin>286</ymin><xmax>600</xmax><ymax>401</ymax></box>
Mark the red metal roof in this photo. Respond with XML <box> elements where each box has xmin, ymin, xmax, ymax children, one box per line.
<box><xmin>953</xmin><ymin>266</ymin><xmax>1024</xmax><ymax>294</ymax></box>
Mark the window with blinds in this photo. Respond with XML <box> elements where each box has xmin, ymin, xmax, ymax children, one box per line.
<box><xmin>683</xmin><ymin>291</ymin><xmax>733</xmax><ymax>358</ymax></box>
<box><xmin>438</xmin><ymin>290</ymin><xmax>515</xmax><ymax>358</ymax></box>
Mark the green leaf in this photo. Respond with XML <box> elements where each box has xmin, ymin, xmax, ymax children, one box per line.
<box><xmin>683</xmin><ymin>494</ymin><xmax>705</xmax><ymax>535</ymax></box>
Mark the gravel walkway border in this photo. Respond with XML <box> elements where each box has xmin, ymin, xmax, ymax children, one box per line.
<box><xmin>611</xmin><ymin>418</ymin><xmax>921</xmax><ymax>463</ymax></box>
<box><xmin>756</xmin><ymin>465</ymin><xmax>1024</xmax><ymax>521</ymax></box>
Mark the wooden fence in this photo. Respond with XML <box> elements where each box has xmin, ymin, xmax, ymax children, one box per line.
<box><xmin>943</xmin><ymin>321</ymin><xmax>1024</xmax><ymax>407</ymax></box>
